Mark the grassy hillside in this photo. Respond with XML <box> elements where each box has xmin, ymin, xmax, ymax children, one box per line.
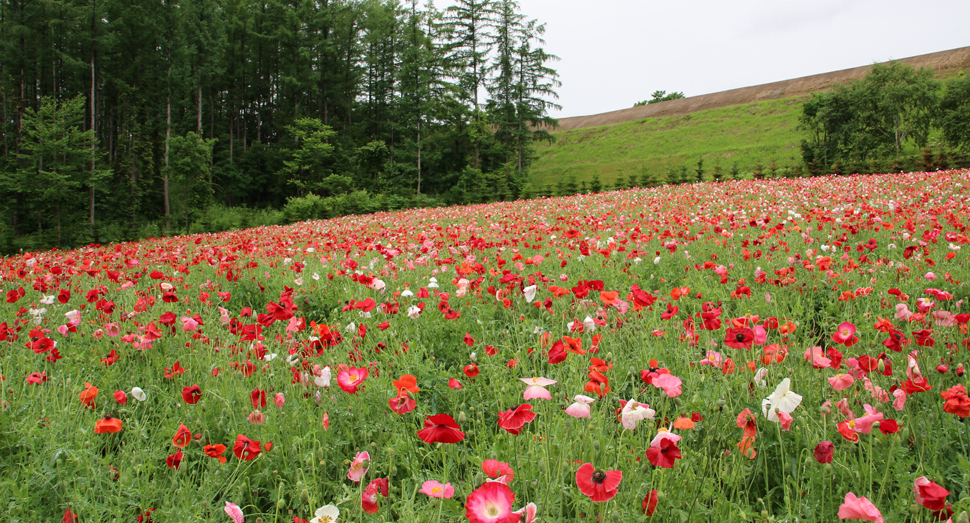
<box><xmin>530</xmin><ymin>95</ymin><xmax>808</xmax><ymax>188</ymax></box>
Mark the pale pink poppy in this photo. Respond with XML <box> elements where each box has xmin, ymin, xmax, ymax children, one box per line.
<box><xmin>420</xmin><ymin>480</ymin><xmax>454</xmax><ymax>498</ymax></box>
<box><xmin>247</xmin><ymin>410</ymin><xmax>266</xmax><ymax>425</ymax></box>
<box><xmin>514</xmin><ymin>502</ymin><xmax>538</xmax><ymax>523</ymax></box>
<box><xmin>348</xmin><ymin>451</ymin><xmax>370</xmax><ymax>483</ymax></box>
<box><xmin>181</xmin><ymin>316</ymin><xmax>199</xmax><ymax>331</ymax></box>
<box><xmin>520</xmin><ymin>377</ymin><xmax>557</xmax><ymax>400</ymax></box>
<box><xmin>275</xmin><ymin>393</ymin><xmax>285</xmax><ymax>409</ymax></box>
<box><xmin>828</xmin><ymin>374</ymin><xmax>854</xmax><ymax>391</ymax></box>
<box><xmin>892</xmin><ymin>389</ymin><xmax>906</xmax><ymax>411</ymax></box>
<box><xmin>620</xmin><ymin>397</ymin><xmax>655</xmax><ymax>430</ymax></box>
<box><xmin>564</xmin><ymin>395</ymin><xmax>595</xmax><ymax>419</ymax></box>
<box><xmin>837</xmin><ymin>492</ymin><xmax>884</xmax><ymax>522</ymax></box>
<box><xmin>804</xmin><ymin>346</ymin><xmax>831</xmax><ymax>368</ymax></box>
<box><xmin>700</xmin><ymin>350</ymin><xmax>723</xmax><ymax>368</ymax></box>
<box><xmin>652</xmin><ymin>373</ymin><xmax>683</xmax><ymax>398</ymax></box>
<box><xmin>224</xmin><ymin>502</ymin><xmax>244</xmax><ymax>523</ymax></box>
<box><xmin>777</xmin><ymin>411</ymin><xmax>793</xmax><ymax>431</ymax></box>
<box><xmin>895</xmin><ymin>303</ymin><xmax>913</xmax><ymax>321</ymax></box>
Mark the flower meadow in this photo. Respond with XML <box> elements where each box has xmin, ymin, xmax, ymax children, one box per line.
<box><xmin>2</xmin><ymin>171</ymin><xmax>970</xmax><ymax>523</ymax></box>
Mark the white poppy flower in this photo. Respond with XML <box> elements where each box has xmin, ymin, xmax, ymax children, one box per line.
<box><xmin>761</xmin><ymin>378</ymin><xmax>802</xmax><ymax>422</ymax></box>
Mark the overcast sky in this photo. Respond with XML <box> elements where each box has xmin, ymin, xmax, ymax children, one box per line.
<box><xmin>438</xmin><ymin>0</ymin><xmax>970</xmax><ymax>118</ymax></box>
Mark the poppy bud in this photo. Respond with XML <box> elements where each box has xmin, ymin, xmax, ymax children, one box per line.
<box><xmin>957</xmin><ymin>364</ymin><xmax>965</xmax><ymax>377</ymax></box>
<box><xmin>458</xmin><ymin>412</ymin><xmax>467</xmax><ymax>423</ymax></box>
<box><xmin>592</xmin><ymin>440</ymin><xmax>601</xmax><ymax>451</ymax></box>
<box><xmin>716</xmin><ymin>398</ymin><xmax>726</xmax><ymax>408</ymax></box>
<box><xmin>474</xmin><ymin>472</ymin><xmax>483</xmax><ymax>484</ymax></box>
<box><xmin>956</xmin><ymin>511</ymin><xmax>969</xmax><ymax>523</ymax></box>
<box><xmin>908</xmin><ymin>505</ymin><xmax>919</xmax><ymax>515</ymax></box>
<box><xmin>656</xmin><ymin>490</ymin><xmax>665</xmax><ymax>501</ymax></box>
<box><xmin>937</xmin><ymin>363</ymin><xmax>949</xmax><ymax>373</ymax></box>
<box><xmin>877</xmin><ymin>359</ymin><xmax>886</xmax><ymax>373</ymax></box>
<box><xmin>824</xmin><ymin>464</ymin><xmax>833</xmax><ymax>475</ymax></box>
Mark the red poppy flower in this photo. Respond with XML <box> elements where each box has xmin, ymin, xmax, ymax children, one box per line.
<box><xmin>163</xmin><ymin>361</ymin><xmax>185</xmax><ymax>378</ymax></box>
<box><xmin>182</xmin><ymin>385</ymin><xmax>202</xmax><ymax>405</ymax></box>
<box><xmin>940</xmin><ymin>384</ymin><xmax>970</xmax><ymax>418</ymax></box>
<box><xmin>95</xmin><ymin>415</ymin><xmax>124</xmax><ymax>434</ymax></box>
<box><xmin>113</xmin><ymin>390</ymin><xmax>127</xmax><ymax>405</ymax></box>
<box><xmin>204</xmin><ymin>444</ymin><xmax>228</xmax><ymax>463</ymax></box>
<box><xmin>914</xmin><ymin>477</ymin><xmax>950</xmax><ymax>512</ymax></box>
<box><xmin>575</xmin><ymin>462</ymin><xmax>622</xmax><ymax>502</ymax></box>
<box><xmin>643</xmin><ymin>490</ymin><xmax>659</xmax><ymax>516</ymax></box>
<box><xmin>902</xmin><ymin>377</ymin><xmax>933</xmax><ymax>394</ymax></box>
<box><xmin>814</xmin><ymin>441</ymin><xmax>834</xmax><ymax>464</ymax></box>
<box><xmin>393</xmin><ymin>374</ymin><xmax>420</xmax><ymax>393</ymax></box>
<box><xmin>482</xmin><ymin>459</ymin><xmax>515</xmax><ymax>483</ymax></box>
<box><xmin>878</xmin><ymin>419</ymin><xmax>899</xmax><ymax>434</ymax></box>
<box><xmin>166</xmin><ymin>449</ymin><xmax>183</xmax><ymax>470</ymax></box>
<box><xmin>498</xmin><ymin>404</ymin><xmax>537</xmax><ymax>435</ymax></box>
<box><xmin>388</xmin><ymin>391</ymin><xmax>416</xmax><ymax>415</ymax></box>
<box><xmin>172</xmin><ymin>423</ymin><xmax>192</xmax><ymax>448</ymax></box>
<box><xmin>27</xmin><ymin>372</ymin><xmax>48</xmax><ymax>384</ymax></box>
<box><xmin>101</xmin><ymin>349</ymin><xmax>119</xmax><ymax>366</ymax></box>
<box><xmin>250</xmin><ymin>388</ymin><xmax>267</xmax><ymax>409</ymax></box>
<box><xmin>724</xmin><ymin>327</ymin><xmax>755</xmax><ymax>349</ymax></box>
<box><xmin>79</xmin><ymin>382</ymin><xmax>98</xmax><ymax>408</ymax></box>
<box><xmin>417</xmin><ymin>414</ymin><xmax>465</xmax><ymax>444</ymax></box>
<box><xmin>233</xmin><ymin>434</ymin><xmax>262</xmax><ymax>460</ymax></box>
<box><xmin>646</xmin><ymin>437</ymin><xmax>682</xmax><ymax>468</ymax></box>
<box><xmin>464</xmin><ymin>364</ymin><xmax>480</xmax><ymax>378</ymax></box>
<box><xmin>361</xmin><ymin>477</ymin><xmax>389</xmax><ymax>514</ymax></box>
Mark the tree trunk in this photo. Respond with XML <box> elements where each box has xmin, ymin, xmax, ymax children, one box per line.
<box><xmin>164</xmin><ymin>89</ymin><xmax>171</xmax><ymax>234</ymax></box>
<box><xmin>89</xmin><ymin>10</ymin><xmax>96</xmax><ymax>235</ymax></box>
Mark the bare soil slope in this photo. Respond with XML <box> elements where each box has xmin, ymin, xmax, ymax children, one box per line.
<box><xmin>553</xmin><ymin>46</ymin><xmax>970</xmax><ymax>132</ymax></box>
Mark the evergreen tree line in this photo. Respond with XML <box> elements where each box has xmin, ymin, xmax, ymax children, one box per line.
<box><xmin>0</xmin><ymin>0</ymin><xmax>560</xmax><ymax>253</ymax></box>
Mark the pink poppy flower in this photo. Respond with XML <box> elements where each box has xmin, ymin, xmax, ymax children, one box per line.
<box><xmin>520</xmin><ymin>377</ymin><xmax>556</xmax><ymax>400</ymax></box>
<box><xmin>652</xmin><ymin>373</ymin><xmax>682</xmax><ymax>398</ymax></box>
<box><xmin>837</xmin><ymin>492</ymin><xmax>884</xmax><ymax>523</ymax></box>
<box><xmin>275</xmin><ymin>393</ymin><xmax>285</xmax><ymax>409</ymax></box>
<box><xmin>620</xmin><ymin>397</ymin><xmax>655</xmax><ymax>430</ymax></box>
<box><xmin>804</xmin><ymin>346</ymin><xmax>831</xmax><ymax>368</ymax></box>
<box><xmin>224</xmin><ymin>502</ymin><xmax>244</xmax><ymax>523</ymax></box>
<box><xmin>777</xmin><ymin>411</ymin><xmax>793</xmax><ymax>431</ymax></box>
<box><xmin>449</xmin><ymin>378</ymin><xmax>463</xmax><ymax>390</ymax></box>
<box><xmin>564</xmin><ymin>395</ymin><xmax>595</xmax><ymax>419</ymax></box>
<box><xmin>892</xmin><ymin>389</ymin><xmax>906</xmax><ymax>411</ymax></box>
<box><xmin>700</xmin><ymin>350</ymin><xmax>723</xmax><ymax>368</ymax></box>
<box><xmin>832</xmin><ymin>322</ymin><xmax>859</xmax><ymax>346</ymax></box>
<box><xmin>420</xmin><ymin>480</ymin><xmax>455</xmax><ymax>499</ymax></box>
<box><xmin>247</xmin><ymin>410</ymin><xmax>266</xmax><ymax>425</ymax></box>
<box><xmin>337</xmin><ymin>367</ymin><xmax>368</xmax><ymax>394</ymax></box>
<box><xmin>347</xmin><ymin>451</ymin><xmax>370</xmax><ymax>483</ymax></box>
<box><xmin>465</xmin><ymin>481</ymin><xmax>519</xmax><ymax>523</ymax></box>
<box><xmin>895</xmin><ymin>303</ymin><xmax>913</xmax><ymax>321</ymax></box>
<box><xmin>513</xmin><ymin>502</ymin><xmax>537</xmax><ymax>523</ymax></box>
<box><xmin>828</xmin><ymin>374</ymin><xmax>855</xmax><ymax>391</ymax></box>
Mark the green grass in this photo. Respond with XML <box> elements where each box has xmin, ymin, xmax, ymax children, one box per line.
<box><xmin>531</xmin><ymin>96</ymin><xmax>808</xmax><ymax>188</ymax></box>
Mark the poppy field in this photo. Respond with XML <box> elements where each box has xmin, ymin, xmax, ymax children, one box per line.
<box><xmin>2</xmin><ymin>170</ymin><xmax>970</xmax><ymax>523</ymax></box>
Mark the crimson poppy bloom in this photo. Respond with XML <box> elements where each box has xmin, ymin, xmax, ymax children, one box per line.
<box><xmin>182</xmin><ymin>385</ymin><xmax>202</xmax><ymax>405</ymax></box>
<box><xmin>166</xmin><ymin>449</ymin><xmax>183</xmax><ymax>470</ymax></box>
<box><xmin>497</xmin><ymin>404</ymin><xmax>536</xmax><ymax>435</ymax></box>
<box><xmin>724</xmin><ymin>327</ymin><xmax>755</xmax><ymax>349</ymax></box>
<box><xmin>417</xmin><ymin>414</ymin><xmax>465</xmax><ymax>444</ymax></box>
<box><xmin>464</xmin><ymin>364</ymin><xmax>480</xmax><ymax>378</ymax></box>
<box><xmin>79</xmin><ymin>383</ymin><xmax>98</xmax><ymax>409</ymax></box>
<box><xmin>233</xmin><ymin>434</ymin><xmax>262</xmax><ymax>460</ymax></box>
<box><xmin>814</xmin><ymin>441</ymin><xmax>834</xmax><ymax>463</ymax></box>
<box><xmin>361</xmin><ymin>477</ymin><xmax>389</xmax><ymax>514</ymax></box>
<box><xmin>575</xmin><ymin>462</ymin><xmax>622</xmax><ymax>502</ymax></box>
<box><xmin>643</xmin><ymin>490</ymin><xmax>659</xmax><ymax>516</ymax></box>
<box><xmin>914</xmin><ymin>477</ymin><xmax>949</xmax><ymax>512</ymax></box>
<box><xmin>646</xmin><ymin>436</ymin><xmax>682</xmax><ymax>468</ymax></box>
<box><xmin>388</xmin><ymin>391</ymin><xmax>416</xmax><ymax>415</ymax></box>
<box><xmin>250</xmin><ymin>388</ymin><xmax>267</xmax><ymax>409</ymax></box>
<box><xmin>27</xmin><ymin>372</ymin><xmax>49</xmax><ymax>384</ymax></box>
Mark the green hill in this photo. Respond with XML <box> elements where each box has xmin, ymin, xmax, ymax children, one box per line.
<box><xmin>530</xmin><ymin>95</ymin><xmax>807</xmax><ymax>189</ymax></box>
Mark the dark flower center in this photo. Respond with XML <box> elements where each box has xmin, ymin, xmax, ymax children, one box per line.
<box><xmin>736</xmin><ymin>333</ymin><xmax>746</xmax><ymax>342</ymax></box>
<box><xmin>591</xmin><ymin>470</ymin><xmax>607</xmax><ymax>483</ymax></box>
